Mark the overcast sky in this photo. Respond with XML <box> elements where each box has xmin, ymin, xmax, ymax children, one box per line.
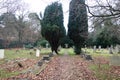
<box><xmin>24</xmin><ymin>0</ymin><xmax>70</xmax><ymax>31</ymax></box>
<box><xmin>24</xmin><ymin>0</ymin><xmax>98</xmax><ymax>32</ymax></box>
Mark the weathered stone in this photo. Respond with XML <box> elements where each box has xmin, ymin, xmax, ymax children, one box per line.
<box><xmin>37</xmin><ymin>60</ymin><xmax>43</xmax><ymax>66</ymax></box>
<box><xmin>42</xmin><ymin>55</ymin><xmax>50</xmax><ymax>61</ymax></box>
<box><xmin>85</xmin><ymin>55</ymin><xmax>93</xmax><ymax>60</ymax></box>
<box><xmin>49</xmin><ymin>53</ymin><xmax>53</xmax><ymax>57</ymax></box>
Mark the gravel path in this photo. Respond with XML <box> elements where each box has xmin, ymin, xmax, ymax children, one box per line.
<box><xmin>35</xmin><ymin>55</ymin><xmax>97</xmax><ymax>80</ymax></box>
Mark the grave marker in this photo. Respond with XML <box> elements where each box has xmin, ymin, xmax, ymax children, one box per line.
<box><xmin>36</xmin><ymin>49</ymin><xmax>40</xmax><ymax>57</ymax></box>
<box><xmin>93</xmin><ymin>45</ymin><xmax>96</xmax><ymax>52</ymax></box>
<box><xmin>98</xmin><ymin>45</ymin><xmax>101</xmax><ymax>51</ymax></box>
<box><xmin>0</xmin><ymin>49</ymin><xmax>4</xmax><ymax>59</ymax></box>
<box><xmin>46</xmin><ymin>43</ymin><xmax>49</xmax><ymax>48</ymax></box>
<box><xmin>109</xmin><ymin>45</ymin><xmax>113</xmax><ymax>54</ymax></box>
<box><xmin>53</xmin><ymin>51</ymin><xmax>57</xmax><ymax>55</ymax></box>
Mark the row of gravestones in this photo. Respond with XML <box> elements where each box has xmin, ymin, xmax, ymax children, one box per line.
<box><xmin>92</xmin><ymin>45</ymin><xmax>120</xmax><ymax>66</ymax></box>
<box><xmin>92</xmin><ymin>45</ymin><xmax>120</xmax><ymax>54</ymax></box>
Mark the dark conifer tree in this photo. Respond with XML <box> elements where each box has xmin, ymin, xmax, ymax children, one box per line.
<box><xmin>41</xmin><ymin>2</ymin><xmax>65</xmax><ymax>54</ymax></box>
<box><xmin>68</xmin><ymin>0</ymin><xmax>88</xmax><ymax>54</ymax></box>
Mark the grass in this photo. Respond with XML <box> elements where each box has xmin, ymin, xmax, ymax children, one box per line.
<box><xmin>59</xmin><ymin>48</ymin><xmax>75</xmax><ymax>55</ymax></box>
<box><xmin>89</xmin><ymin>64</ymin><xmax>111</xmax><ymax>80</ymax></box>
<box><xmin>0</xmin><ymin>48</ymin><xmax>119</xmax><ymax>79</ymax></box>
<box><xmin>0</xmin><ymin>69</ymin><xmax>20</xmax><ymax>78</ymax></box>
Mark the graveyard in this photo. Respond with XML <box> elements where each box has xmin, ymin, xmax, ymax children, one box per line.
<box><xmin>0</xmin><ymin>47</ymin><xmax>120</xmax><ymax>80</ymax></box>
<box><xmin>0</xmin><ymin>0</ymin><xmax>120</xmax><ymax>80</ymax></box>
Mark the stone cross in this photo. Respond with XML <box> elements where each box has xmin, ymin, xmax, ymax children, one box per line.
<box><xmin>0</xmin><ymin>49</ymin><xmax>4</xmax><ymax>59</ymax></box>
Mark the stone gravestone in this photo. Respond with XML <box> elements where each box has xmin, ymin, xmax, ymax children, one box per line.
<box><xmin>115</xmin><ymin>45</ymin><xmax>119</xmax><ymax>54</ymax></box>
<box><xmin>46</xmin><ymin>43</ymin><xmax>49</xmax><ymax>48</ymax></box>
<box><xmin>42</xmin><ymin>55</ymin><xmax>50</xmax><ymax>61</ymax></box>
<box><xmin>110</xmin><ymin>54</ymin><xmax>120</xmax><ymax>66</ymax></box>
<box><xmin>36</xmin><ymin>49</ymin><xmax>40</xmax><ymax>57</ymax></box>
<box><xmin>98</xmin><ymin>45</ymin><xmax>101</xmax><ymax>51</ymax></box>
<box><xmin>0</xmin><ymin>49</ymin><xmax>4</xmax><ymax>59</ymax></box>
<box><xmin>53</xmin><ymin>51</ymin><xmax>57</xmax><ymax>55</ymax></box>
<box><xmin>109</xmin><ymin>45</ymin><xmax>113</xmax><ymax>54</ymax></box>
<box><xmin>93</xmin><ymin>45</ymin><xmax>96</xmax><ymax>52</ymax></box>
<box><xmin>58</xmin><ymin>45</ymin><xmax>61</xmax><ymax>51</ymax></box>
<box><xmin>64</xmin><ymin>44</ymin><xmax>68</xmax><ymax>55</ymax></box>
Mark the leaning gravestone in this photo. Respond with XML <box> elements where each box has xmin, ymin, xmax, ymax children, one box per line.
<box><xmin>36</xmin><ymin>49</ymin><xmax>40</xmax><ymax>57</ymax></box>
<box><xmin>109</xmin><ymin>54</ymin><xmax>120</xmax><ymax>66</ymax></box>
<box><xmin>0</xmin><ymin>49</ymin><xmax>4</xmax><ymax>59</ymax></box>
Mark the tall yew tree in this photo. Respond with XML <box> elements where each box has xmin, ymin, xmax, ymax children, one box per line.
<box><xmin>41</xmin><ymin>2</ymin><xmax>65</xmax><ymax>54</ymax></box>
<box><xmin>68</xmin><ymin>0</ymin><xmax>88</xmax><ymax>54</ymax></box>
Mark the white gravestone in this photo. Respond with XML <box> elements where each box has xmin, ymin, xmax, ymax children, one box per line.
<box><xmin>53</xmin><ymin>51</ymin><xmax>57</xmax><ymax>55</ymax></box>
<box><xmin>36</xmin><ymin>49</ymin><xmax>40</xmax><ymax>57</ymax></box>
<box><xmin>0</xmin><ymin>49</ymin><xmax>4</xmax><ymax>59</ymax></box>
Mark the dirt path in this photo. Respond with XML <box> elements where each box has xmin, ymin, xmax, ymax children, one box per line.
<box><xmin>6</xmin><ymin>55</ymin><xmax>98</xmax><ymax>80</ymax></box>
<box><xmin>35</xmin><ymin>55</ymin><xmax>97</xmax><ymax>80</ymax></box>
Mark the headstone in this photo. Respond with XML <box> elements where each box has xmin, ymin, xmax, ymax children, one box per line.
<box><xmin>53</xmin><ymin>51</ymin><xmax>57</xmax><ymax>55</ymax></box>
<box><xmin>0</xmin><ymin>49</ymin><xmax>4</xmax><ymax>59</ymax></box>
<box><xmin>98</xmin><ymin>45</ymin><xmax>101</xmax><ymax>51</ymax></box>
<box><xmin>80</xmin><ymin>53</ymin><xmax>86</xmax><ymax>58</ymax></box>
<box><xmin>49</xmin><ymin>53</ymin><xmax>53</xmax><ymax>57</ymax></box>
<box><xmin>109</xmin><ymin>45</ymin><xmax>113</xmax><ymax>54</ymax></box>
<box><xmin>115</xmin><ymin>45</ymin><xmax>119</xmax><ymax>53</ymax></box>
<box><xmin>37</xmin><ymin>60</ymin><xmax>43</xmax><ymax>66</ymax></box>
<box><xmin>110</xmin><ymin>54</ymin><xmax>120</xmax><ymax>66</ymax></box>
<box><xmin>36</xmin><ymin>49</ymin><xmax>40</xmax><ymax>57</ymax></box>
<box><xmin>58</xmin><ymin>45</ymin><xmax>61</xmax><ymax>51</ymax></box>
<box><xmin>46</xmin><ymin>43</ymin><xmax>49</xmax><ymax>48</ymax></box>
<box><xmin>42</xmin><ymin>55</ymin><xmax>50</xmax><ymax>61</ymax></box>
<box><xmin>93</xmin><ymin>45</ymin><xmax>96</xmax><ymax>52</ymax></box>
<box><xmin>85</xmin><ymin>55</ymin><xmax>93</xmax><ymax>60</ymax></box>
